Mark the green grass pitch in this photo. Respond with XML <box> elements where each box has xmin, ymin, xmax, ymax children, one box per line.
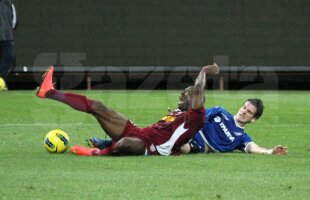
<box><xmin>0</xmin><ymin>90</ymin><xmax>309</xmax><ymax>200</ymax></box>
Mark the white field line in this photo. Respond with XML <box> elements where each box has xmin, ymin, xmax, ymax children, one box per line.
<box><xmin>0</xmin><ymin>123</ymin><xmax>309</xmax><ymax>127</ymax></box>
<box><xmin>0</xmin><ymin>123</ymin><xmax>99</xmax><ymax>127</ymax></box>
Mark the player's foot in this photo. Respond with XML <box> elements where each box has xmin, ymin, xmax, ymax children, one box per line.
<box><xmin>87</xmin><ymin>137</ymin><xmax>113</xmax><ymax>150</ymax></box>
<box><xmin>36</xmin><ymin>66</ymin><xmax>55</xmax><ymax>98</ymax></box>
<box><xmin>70</xmin><ymin>145</ymin><xmax>99</xmax><ymax>156</ymax></box>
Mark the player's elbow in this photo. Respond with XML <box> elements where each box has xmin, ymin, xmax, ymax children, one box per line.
<box><xmin>180</xmin><ymin>144</ymin><xmax>190</xmax><ymax>154</ymax></box>
<box><xmin>191</xmin><ymin>96</ymin><xmax>205</xmax><ymax>110</ymax></box>
<box><xmin>244</xmin><ymin>142</ymin><xmax>257</xmax><ymax>154</ymax></box>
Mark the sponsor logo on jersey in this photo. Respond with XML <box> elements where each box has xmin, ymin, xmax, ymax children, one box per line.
<box><xmin>214</xmin><ymin>116</ymin><xmax>221</xmax><ymax>123</ymax></box>
<box><xmin>214</xmin><ymin>116</ymin><xmax>235</xmax><ymax>142</ymax></box>
<box><xmin>162</xmin><ymin>115</ymin><xmax>177</xmax><ymax>122</ymax></box>
<box><xmin>234</xmin><ymin>132</ymin><xmax>243</xmax><ymax>136</ymax></box>
<box><xmin>219</xmin><ymin>123</ymin><xmax>235</xmax><ymax>142</ymax></box>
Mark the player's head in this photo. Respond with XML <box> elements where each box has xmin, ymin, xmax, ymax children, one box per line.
<box><xmin>235</xmin><ymin>99</ymin><xmax>264</xmax><ymax>125</ymax></box>
<box><xmin>247</xmin><ymin>99</ymin><xmax>264</xmax><ymax>119</ymax></box>
<box><xmin>178</xmin><ymin>86</ymin><xmax>194</xmax><ymax>111</ymax></box>
<box><xmin>178</xmin><ymin>86</ymin><xmax>206</xmax><ymax>111</ymax></box>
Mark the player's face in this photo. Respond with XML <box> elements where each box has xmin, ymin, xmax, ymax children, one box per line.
<box><xmin>178</xmin><ymin>87</ymin><xmax>193</xmax><ymax>111</ymax></box>
<box><xmin>235</xmin><ymin>101</ymin><xmax>257</xmax><ymax>124</ymax></box>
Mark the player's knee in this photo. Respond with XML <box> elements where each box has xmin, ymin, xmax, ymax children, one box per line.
<box><xmin>117</xmin><ymin>137</ymin><xmax>135</xmax><ymax>150</ymax></box>
<box><xmin>92</xmin><ymin>101</ymin><xmax>106</xmax><ymax>110</ymax></box>
<box><xmin>90</xmin><ymin>101</ymin><xmax>108</xmax><ymax>115</ymax></box>
<box><xmin>116</xmin><ymin>137</ymin><xmax>145</xmax><ymax>155</ymax></box>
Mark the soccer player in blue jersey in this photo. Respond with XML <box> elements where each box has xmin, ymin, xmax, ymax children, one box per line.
<box><xmin>180</xmin><ymin>99</ymin><xmax>288</xmax><ymax>155</ymax></box>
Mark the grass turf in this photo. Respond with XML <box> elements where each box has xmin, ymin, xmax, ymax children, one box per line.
<box><xmin>0</xmin><ymin>90</ymin><xmax>309</xmax><ymax>200</ymax></box>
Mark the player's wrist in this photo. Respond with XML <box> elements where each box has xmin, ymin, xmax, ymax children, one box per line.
<box><xmin>202</xmin><ymin>67</ymin><xmax>208</xmax><ymax>73</ymax></box>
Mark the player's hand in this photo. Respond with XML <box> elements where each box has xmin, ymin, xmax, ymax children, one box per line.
<box><xmin>272</xmin><ymin>145</ymin><xmax>288</xmax><ymax>155</ymax></box>
<box><xmin>203</xmin><ymin>63</ymin><xmax>220</xmax><ymax>75</ymax></box>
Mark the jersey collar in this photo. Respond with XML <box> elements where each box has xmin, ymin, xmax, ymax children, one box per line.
<box><xmin>233</xmin><ymin>116</ymin><xmax>244</xmax><ymax>129</ymax></box>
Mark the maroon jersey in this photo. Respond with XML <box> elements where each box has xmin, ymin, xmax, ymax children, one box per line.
<box><xmin>121</xmin><ymin>108</ymin><xmax>205</xmax><ymax>155</ymax></box>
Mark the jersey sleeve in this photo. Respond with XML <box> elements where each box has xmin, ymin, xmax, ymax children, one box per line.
<box><xmin>237</xmin><ymin>133</ymin><xmax>253</xmax><ymax>152</ymax></box>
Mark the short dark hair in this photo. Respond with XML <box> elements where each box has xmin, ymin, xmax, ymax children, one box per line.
<box><xmin>245</xmin><ymin>99</ymin><xmax>264</xmax><ymax>119</ymax></box>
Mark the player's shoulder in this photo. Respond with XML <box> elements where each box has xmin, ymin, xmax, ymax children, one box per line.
<box><xmin>242</xmin><ymin>132</ymin><xmax>253</xmax><ymax>142</ymax></box>
<box><xmin>207</xmin><ymin>106</ymin><xmax>229</xmax><ymax>113</ymax></box>
<box><xmin>243</xmin><ymin>132</ymin><xmax>251</xmax><ymax>137</ymax></box>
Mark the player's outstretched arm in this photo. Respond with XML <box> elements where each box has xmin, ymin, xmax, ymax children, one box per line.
<box><xmin>191</xmin><ymin>63</ymin><xmax>219</xmax><ymax>110</ymax></box>
<box><xmin>246</xmin><ymin>142</ymin><xmax>288</xmax><ymax>155</ymax></box>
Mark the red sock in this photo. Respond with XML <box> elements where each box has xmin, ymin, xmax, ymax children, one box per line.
<box><xmin>98</xmin><ymin>142</ymin><xmax>116</xmax><ymax>156</ymax></box>
<box><xmin>47</xmin><ymin>90</ymin><xmax>94</xmax><ymax>113</ymax></box>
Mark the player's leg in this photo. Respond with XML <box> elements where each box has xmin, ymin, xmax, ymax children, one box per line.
<box><xmin>115</xmin><ymin>137</ymin><xmax>145</xmax><ymax>155</ymax></box>
<box><xmin>37</xmin><ymin>66</ymin><xmax>128</xmax><ymax>140</ymax></box>
<box><xmin>47</xmin><ymin>90</ymin><xmax>96</xmax><ymax>113</ymax></box>
<box><xmin>37</xmin><ymin>66</ymin><xmax>94</xmax><ymax>112</ymax></box>
<box><xmin>96</xmin><ymin>137</ymin><xmax>145</xmax><ymax>156</ymax></box>
<box><xmin>89</xmin><ymin>136</ymin><xmax>145</xmax><ymax>155</ymax></box>
<box><xmin>89</xmin><ymin>100</ymin><xmax>128</xmax><ymax>140</ymax></box>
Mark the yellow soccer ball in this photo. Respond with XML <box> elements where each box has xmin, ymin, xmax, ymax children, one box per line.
<box><xmin>0</xmin><ymin>77</ymin><xmax>7</xmax><ymax>91</ymax></box>
<box><xmin>44</xmin><ymin>129</ymin><xmax>69</xmax><ymax>153</ymax></box>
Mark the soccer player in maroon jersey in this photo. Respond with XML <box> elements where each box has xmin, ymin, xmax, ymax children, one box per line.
<box><xmin>37</xmin><ymin>64</ymin><xmax>219</xmax><ymax>156</ymax></box>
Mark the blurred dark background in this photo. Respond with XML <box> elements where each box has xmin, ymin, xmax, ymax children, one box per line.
<box><xmin>7</xmin><ymin>0</ymin><xmax>310</xmax><ymax>90</ymax></box>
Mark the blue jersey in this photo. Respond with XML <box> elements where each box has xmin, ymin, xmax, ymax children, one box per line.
<box><xmin>193</xmin><ymin>107</ymin><xmax>253</xmax><ymax>153</ymax></box>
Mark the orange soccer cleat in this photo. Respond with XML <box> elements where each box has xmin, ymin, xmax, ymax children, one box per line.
<box><xmin>70</xmin><ymin>145</ymin><xmax>99</xmax><ymax>156</ymax></box>
<box><xmin>36</xmin><ymin>66</ymin><xmax>55</xmax><ymax>98</ymax></box>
